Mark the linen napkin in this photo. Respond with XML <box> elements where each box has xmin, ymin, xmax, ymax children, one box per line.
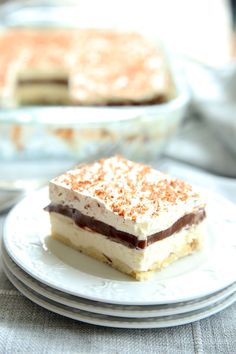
<box><xmin>166</xmin><ymin>60</ymin><xmax>236</xmax><ymax>177</ymax></box>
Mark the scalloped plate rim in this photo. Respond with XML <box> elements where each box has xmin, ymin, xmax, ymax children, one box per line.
<box><xmin>3</xmin><ymin>263</ymin><xmax>236</xmax><ymax>329</ymax></box>
<box><xmin>3</xmin><ymin>187</ymin><xmax>236</xmax><ymax>305</ymax></box>
<box><xmin>2</xmin><ymin>244</ymin><xmax>236</xmax><ymax>318</ymax></box>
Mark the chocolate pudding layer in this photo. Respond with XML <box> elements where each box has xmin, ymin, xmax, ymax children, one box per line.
<box><xmin>17</xmin><ymin>78</ymin><xmax>68</xmax><ymax>86</ymax></box>
<box><xmin>45</xmin><ymin>203</ymin><xmax>206</xmax><ymax>250</ymax></box>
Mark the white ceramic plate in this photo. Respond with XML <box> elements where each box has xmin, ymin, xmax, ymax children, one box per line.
<box><xmin>2</xmin><ymin>244</ymin><xmax>236</xmax><ymax>318</ymax></box>
<box><xmin>3</xmin><ymin>187</ymin><xmax>236</xmax><ymax>305</ymax></box>
<box><xmin>3</xmin><ymin>262</ymin><xmax>236</xmax><ymax>329</ymax></box>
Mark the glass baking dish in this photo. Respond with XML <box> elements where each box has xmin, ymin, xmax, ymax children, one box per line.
<box><xmin>0</xmin><ymin>1</ymin><xmax>190</xmax><ymax>163</ymax></box>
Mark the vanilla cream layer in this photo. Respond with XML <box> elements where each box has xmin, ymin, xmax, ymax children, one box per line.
<box><xmin>17</xmin><ymin>70</ymin><xmax>69</xmax><ymax>80</ymax></box>
<box><xmin>49</xmin><ymin>181</ymin><xmax>205</xmax><ymax>240</ymax></box>
<box><xmin>16</xmin><ymin>85</ymin><xmax>70</xmax><ymax>104</ymax></box>
<box><xmin>49</xmin><ymin>212</ymin><xmax>205</xmax><ymax>272</ymax></box>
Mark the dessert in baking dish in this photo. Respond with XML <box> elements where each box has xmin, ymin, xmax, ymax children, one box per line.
<box><xmin>45</xmin><ymin>156</ymin><xmax>206</xmax><ymax>280</ymax></box>
<box><xmin>70</xmin><ymin>29</ymin><xmax>174</xmax><ymax>105</ymax></box>
<box><xmin>0</xmin><ymin>29</ymin><xmax>174</xmax><ymax>106</ymax></box>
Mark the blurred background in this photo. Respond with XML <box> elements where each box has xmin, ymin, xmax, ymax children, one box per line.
<box><xmin>0</xmin><ymin>0</ymin><xmax>233</xmax><ymax>65</ymax></box>
<box><xmin>0</xmin><ymin>0</ymin><xmax>235</xmax><ymax>211</ymax></box>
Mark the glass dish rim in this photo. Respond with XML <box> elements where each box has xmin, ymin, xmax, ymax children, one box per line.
<box><xmin>0</xmin><ymin>74</ymin><xmax>190</xmax><ymax>126</ymax></box>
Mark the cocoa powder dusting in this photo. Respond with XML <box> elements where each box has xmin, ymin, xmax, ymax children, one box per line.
<box><xmin>56</xmin><ymin>156</ymin><xmax>199</xmax><ymax>220</ymax></box>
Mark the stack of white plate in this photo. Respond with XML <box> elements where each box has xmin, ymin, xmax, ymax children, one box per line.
<box><xmin>2</xmin><ymin>187</ymin><xmax>236</xmax><ymax>329</ymax></box>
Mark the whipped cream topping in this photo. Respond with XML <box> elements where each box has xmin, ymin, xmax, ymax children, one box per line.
<box><xmin>49</xmin><ymin>156</ymin><xmax>206</xmax><ymax>240</ymax></box>
<box><xmin>70</xmin><ymin>30</ymin><xmax>172</xmax><ymax>104</ymax></box>
<box><xmin>0</xmin><ymin>29</ymin><xmax>172</xmax><ymax>104</ymax></box>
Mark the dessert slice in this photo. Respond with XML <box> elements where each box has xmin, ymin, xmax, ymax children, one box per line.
<box><xmin>16</xmin><ymin>69</ymin><xmax>70</xmax><ymax>105</ymax></box>
<box><xmin>13</xmin><ymin>30</ymin><xmax>73</xmax><ymax>105</ymax></box>
<box><xmin>45</xmin><ymin>156</ymin><xmax>206</xmax><ymax>280</ymax></box>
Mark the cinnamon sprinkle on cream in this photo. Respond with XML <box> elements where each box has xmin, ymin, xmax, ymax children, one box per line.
<box><xmin>54</xmin><ymin>156</ymin><xmax>199</xmax><ymax>221</ymax></box>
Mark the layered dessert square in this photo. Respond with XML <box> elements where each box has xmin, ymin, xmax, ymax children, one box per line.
<box><xmin>12</xmin><ymin>30</ymin><xmax>73</xmax><ymax>105</ymax></box>
<box><xmin>45</xmin><ymin>156</ymin><xmax>206</xmax><ymax>280</ymax></box>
